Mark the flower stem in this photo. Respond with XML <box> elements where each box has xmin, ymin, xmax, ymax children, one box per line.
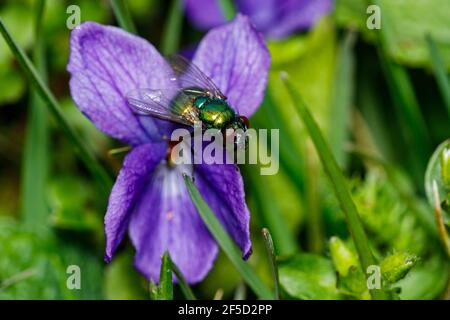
<box><xmin>281</xmin><ymin>73</ymin><xmax>389</xmax><ymax>300</ymax></box>
<box><xmin>161</xmin><ymin>0</ymin><xmax>183</xmax><ymax>55</ymax></box>
<box><xmin>0</xmin><ymin>18</ymin><xmax>113</xmax><ymax>197</ymax></box>
<box><xmin>110</xmin><ymin>0</ymin><xmax>137</xmax><ymax>34</ymax></box>
<box><xmin>183</xmin><ymin>174</ymin><xmax>273</xmax><ymax>299</ymax></box>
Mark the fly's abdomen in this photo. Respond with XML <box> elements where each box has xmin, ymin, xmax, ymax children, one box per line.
<box><xmin>199</xmin><ymin>99</ymin><xmax>235</xmax><ymax>129</ymax></box>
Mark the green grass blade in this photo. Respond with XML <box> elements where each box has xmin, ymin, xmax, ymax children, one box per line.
<box><xmin>262</xmin><ymin>228</ymin><xmax>280</xmax><ymax>299</ymax></box>
<box><xmin>161</xmin><ymin>0</ymin><xmax>183</xmax><ymax>55</ymax></box>
<box><xmin>150</xmin><ymin>251</ymin><xmax>174</xmax><ymax>300</ymax></box>
<box><xmin>158</xmin><ymin>251</ymin><xmax>174</xmax><ymax>300</ymax></box>
<box><xmin>281</xmin><ymin>74</ymin><xmax>389</xmax><ymax>300</ymax></box>
<box><xmin>110</xmin><ymin>0</ymin><xmax>137</xmax><ymax>34</ymax></box>
<box><xmin>328</xmin><ymin>30</ymin><xmax>356</xmax><ymax>169</ymax></box>
<box><xmin>21</xmin><ymin>0</ymin><xmax>49</xmax><ymax>227</ymax></box>
<box><xmin>426</xmin><ymin>34</ymin><xmax>450</xmax><ymax>121</ymax></box>
<box><xmin>0</xmin><ymin>18</ymin><xmax>113</xmax><ymax>196</ymax></box>
<box><xmin>183</xmin><ymin>174</ymin><xmax>273</xmax><ymax>299</ymax></box>
<box><xmin>304</xmin><ymin>144</ymin><xmax>324</xmax><ymax>253</ymax></box>
<box><xmin>373</xmin><ymin>0</ymin><xmax>431</xmax><ymax>186</ymax></box>
<box><xmin>218</xmin><ymin>0</ymin><xmax>236</xmax><ymax>20</ymax></box>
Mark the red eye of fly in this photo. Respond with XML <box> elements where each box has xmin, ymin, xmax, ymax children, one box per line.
<box><xmin>239</xmin><ymin>115</ymin><xmax>250</xmax><ymax>128</ymax></box>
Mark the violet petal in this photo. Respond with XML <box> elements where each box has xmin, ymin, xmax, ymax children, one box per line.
<box><xmin>104</xmin><ymin>142</ymin><xmax>166</xmax><ymax>262</ymax></box>
<box><xmin>184</xmin><ymin>0</ymin><xmax>226</xmax><ymax>30</ymax></box>
<box><xmin>129</xmin><ymin>164</ymin><xmax>218</xmax><ymax>283</ymax></box>
<box><xmin>195</xmin><ymin>162</ymin><xmax>252</xmax><ymax>259</ymax></box>
<box><xmin>253</xmin><ymin>0</ymin><xmax>334</xmax><ymax>39</ymax></box>
<box><xmin>192</xmin><ymin>14</ymin><xmax>270</xmax><ymax>118</ymax></box>
<box><xmin>67</xmin><ymin>22</ymin><xmax>175</xmax><ymax>145</ymax></box>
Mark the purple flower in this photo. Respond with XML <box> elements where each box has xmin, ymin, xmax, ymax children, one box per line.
<box><xmin>67</xmin><ymin>15</ymin><xmax>270</xmax><ymax>283</ymax></box>
<box><xmin>184</xmin><ymin>0</ymin><xmax>333</xmax><ymax>39</ymax></box>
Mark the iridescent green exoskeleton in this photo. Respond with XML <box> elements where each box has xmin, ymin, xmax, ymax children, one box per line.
<box><xmin>126</xmin><ymin>55</ymin><xmax>249</xmax><ymax>149</ymax></box>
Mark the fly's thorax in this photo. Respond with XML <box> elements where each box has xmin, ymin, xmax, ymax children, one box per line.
<box><xmin>197</xmin><ymin>98</ymin><xmax>235</xmax><ymax>129</ymax></box>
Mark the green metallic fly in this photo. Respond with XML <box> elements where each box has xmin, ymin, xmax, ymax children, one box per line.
<box><xmin>126</xmin><ymin>55</ymin><xmax>249</xmax><ymax>148</ymax></box>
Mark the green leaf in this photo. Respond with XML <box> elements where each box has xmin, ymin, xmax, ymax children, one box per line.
<box><xmin>279</xmin><ymin>253</ymin><xmax>340</xmax><ymax>300</ymax></box>
<box><xmin>161</xmin><ymin>0</ymin><xmax>183</xmax><ymax>55</ymax></box>
<box><xmin>110</xmin><ymin>0</ymin><xmax>137</xmax><ymax>34</ymax></box>
<box><xmin>281</xmin><ymin>74</ymin><xmax>389</xmax><ymax>300</ymax></box>
<box><xmin>0</xmin><ymin>17</ymin><xmax>113</xmax><ymax>197</ymax></box>
<box><xmin>380</xmin><ymin>252</ymin><xmax>418</xmax><ymax>284</ymax></box>
<box><xmin>21</xmin><ymin>0</ymin><xmax>49</xmax><ymax>228</ymax></box>
<box><xmin>335</xmin><ymin>0</ymin><xmax>450</xmax><ymax>68</ymax></box>
<box><xmin>183</xmin><ymin>174</ymin><xmax>273</xmax><ymax>299</ymax></box>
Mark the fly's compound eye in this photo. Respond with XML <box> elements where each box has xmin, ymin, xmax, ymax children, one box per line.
<box><xmin>239</xmin><ymin>115</ymin><xmax>250</xmax><ymax>128</ymax></box>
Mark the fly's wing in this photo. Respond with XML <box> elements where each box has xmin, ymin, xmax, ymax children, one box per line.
<box><xmin>167</xmin><ymin>54</ymin><xmax>227</xmax><ymax>100</ymax></box>
<box><xmin>127</xmin><ymin>88</ymin><xmax>195</xmax><ymax>126</ymax></box>
<box><xmin>127</xmin><ymin>55</ymin><xmax>234</xmax><ymax>126</ymax></box>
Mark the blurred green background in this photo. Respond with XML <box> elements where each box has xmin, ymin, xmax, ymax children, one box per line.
<box><xmin>0</xmin><ymin>0</ymin><xmax>449</xmax><ymax>300</ymax></box>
